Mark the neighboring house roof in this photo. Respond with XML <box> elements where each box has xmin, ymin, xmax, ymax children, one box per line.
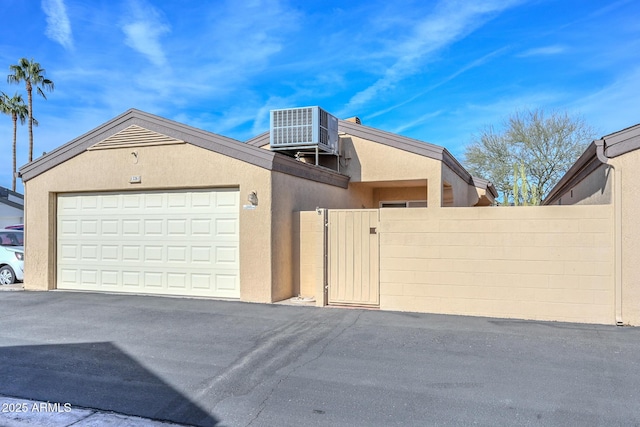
<box><xmin>0</xmin><ymin>197</ymin><xmax>24</xmax><ymax>211</ymax></box>
<box><xmin>0</xmin><ymin>186</ymin><xmax>23</xmax><ymax>203</ymax></box>
<box><xmin>471</xmin><ymin>176</ymin><xmax>499</xmax><ymax>198</ymax></box>
<box><xmin>544</xmin><ymin>122</ymin><xmax>640</xmax><ymax>205</ymax></box>
<box><xmin>18</xmin><ymin>109</ymin><xmax>349</xmax><ymax>189</ymax></box>
<box><xmin>0</xmin><ymin>186</ymin><xmax>24</xmax><ymax>211</ymax></box>
<box><xmin>247</xmin><ymin>119</ymin><xmax>498</xmax><ymax>198</ymax></box>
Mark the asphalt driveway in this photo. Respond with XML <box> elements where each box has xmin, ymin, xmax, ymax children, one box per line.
<box><xmin>0</xmin><ymin>291</ymin><xmax>638</xmax><ymax>426</ymax></box>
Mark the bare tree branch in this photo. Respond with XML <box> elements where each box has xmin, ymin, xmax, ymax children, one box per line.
<box><xmin>464</xmin><ymin>108</ymin><xmax>597</xmax><ymax>205</ymax></box>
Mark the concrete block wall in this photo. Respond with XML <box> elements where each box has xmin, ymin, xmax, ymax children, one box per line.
<box><xmin>378</xmin><ymin>206</ymin><xmax>615</xmax><ymax>324</ymax></box>
<box><xmin>298</xmin><ymin>210</ymin><xmax>325</xmax><ymax>304</ymax></box>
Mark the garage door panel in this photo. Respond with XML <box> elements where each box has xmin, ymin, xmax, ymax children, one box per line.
<box><xmin>122</xmin><ymin>194</ymin><xmax>142</xmax><ymax>209</ymax></box>
<box><xmin>60</xmin><ymin>220</ymin><xmax>78</xmax><ymax>235</ymax></box>
<box><xmin>144</xmin><ymin>194</ymin><xmax>164</xmax><ymax>209</ymax></box>
<box><xmin>59</xmin><ymin>269</ymin><xmax>77</xmax><ymax>286</ymax></box>
<box><xmin>81</xmin><ymin>220</ymin><xmax>98</xmax><ymax>235</ymax></box>
<box><xmin>216</xmin><ymin>191</ymin><xmax>238</xmax><ymax>208</ymax></box>
<box><xmin>215</xmin><ymin>274</ymin><xmax>239</xmax><ymax>294</ymax></box>
<box><xmin>143</xmin><ymin>272</ymin><xmax>163</xmax><ymax>288</ymax></box>
<box><xmin>80</xmin><ymin>245</ymin><xmax>98</xmax><ymax>261</ymax></box>
<box><xmin>57</xmin><ymin>189</ymin><xmax>240</xmax><ymax>298</ymax></box>
<box><xmin>167</xmin><ymin>273</ymin><xmax>187</xmax><ymax>289</ymax></box>
<box><xmin>167</xmin><ymin>246</ymin><xmax>188</xmax><ymax>263</ymax></box>
<box><xmin>101</xmin><ymin>195</ymin><xmax>119</xmax><ymax>209</ymax></box>
<box><xmin>123</xmin><ymin>271</ymin><xmax>141</xmax><ymax>287</ymax></box>
<box><xmin>122</xmin><ymin>245</ymin><xmax>141</xmax><ymax>262</ymax></box>
<box><xmin>144</xmin><ymin>245</ymin><xmax>164</xmax><ymax>262</ymax></box>
<box><xmin>215</xmin><ymin>246</ymin><xmax>237</xmax><ymax>264</ymax></box>
<box><xmin>81</xmin><ymin>270</ymin><xmax>97</xmax><ymax>284</ymax></box>
<box><xmin>101</xmin><ymin>220</ymin><xmax>119</xmax><ymax>235</ymax></box>
<box><xmin>122</xmin><ymin>220</ymin><xmax>142</xmax><ymax>236</ymax></box>
<box><xmin>144</xmin><ymin>219</ymin><xmax>164</xmax><ymax>235</ymax></box>
<box><xmin>101</xmin><ymin>271</ymin><xmax>118</xmax><ymax>286</ymax></box>
<box><xmin>192</xmin><ymin>192</ymin><xmax>212</xmax><ymax>207</ymax></box>
<box><xmin>80</xmin><ymin>196</ymin><xmax>99</xmax><ymax>210</ymax></box>
<box><xmin>102</xmin><ymin>245</ymin><xmax>119</xmax><ymax>261</ymax></box>
<box><xmin>191</xmin><ymin>219</ymin><xmax>212</xmax><ymax>235</ymax></box>
<box><xmin>59</xmin><ymin>196</ymin><xmax>79</xmax><ymax>211</ymax></box>
<box><xmin>60</xmin><ymin>244</ymin><xmax>77</xmax><ymax>261</ymax></box>
<box><xmin>167</xmin><ymin>219</ymin><xmax>187</xmax><ymax>235</ymax></box>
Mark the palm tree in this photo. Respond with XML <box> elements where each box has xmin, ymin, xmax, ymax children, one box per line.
<box><xmin>7</xmin><ymin>58</ymin><xmax>54</xmax><ymax>162</ymax></box>
<box><xmin>0</xmin><ymin>92</ymin><xmax>31</xmax><ymax>191</ymax></box>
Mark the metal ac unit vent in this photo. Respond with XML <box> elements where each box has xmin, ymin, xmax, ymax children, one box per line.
<box><xmin>270</xmin><ymin>106</ymin><xmax>338</xmax><ymax>154</ymax></box>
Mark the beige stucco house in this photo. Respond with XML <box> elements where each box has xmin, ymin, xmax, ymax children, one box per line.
<box><xmin>19</xmin><ymin>108</ymin><xmax>495</xmax><ymax>304</ymax></box>
<box><xmin>18</xmin><ymin>107</ymin><xmax>640</xmax><ymax>326</ymax></box>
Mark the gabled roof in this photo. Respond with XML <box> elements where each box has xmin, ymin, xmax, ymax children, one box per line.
<box><xmin>337</xmin><ymin>119</ymin><xmax>477</xmax><ymax>189</ymax></box>
<box><xmin>247</xmin><ymin>118</ymin><xmax>496</xmax><ymax>196</ymax></box>
<box><xmin>544</xmin><ymin>122</ymin><xmax>640</xmax><ymax>205</ymax></box>
<box><xmin>19</xmin><ymin>109</ymin><xmax>349</xmax><ymax>188</ymax></box>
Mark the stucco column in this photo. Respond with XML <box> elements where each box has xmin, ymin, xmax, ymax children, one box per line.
<box><xmin>428</xmin><ymin>177</ymin><xmax>442</xmax><ymax>208</ymax></box>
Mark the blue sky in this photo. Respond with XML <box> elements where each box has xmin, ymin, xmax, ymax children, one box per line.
<box><xmin>0</xmin><ymin>0</ymin><xmax>639</xmax><ymax>192</ymax></box>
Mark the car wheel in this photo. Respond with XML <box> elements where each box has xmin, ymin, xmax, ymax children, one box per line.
<box><xmin>0</xmin><ymin>266</ymin><xmax>16</xmax><ymax>285</ymax></box>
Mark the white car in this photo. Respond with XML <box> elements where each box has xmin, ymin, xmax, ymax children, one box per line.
<box><xmin>0</xmin><ymin>229</ymin><xmax>24</xmax><ymax>285</ymax></box>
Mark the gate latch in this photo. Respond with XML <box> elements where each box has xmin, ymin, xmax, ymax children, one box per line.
<box><xmin>370</xmin><ymin>227</ymin><xmax>377</xmax><ymax>235</ymax></box>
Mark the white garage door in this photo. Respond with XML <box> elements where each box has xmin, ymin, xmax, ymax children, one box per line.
<box><xmin>57</xmin><ymin>189</ymin><xmax>240</xmax><ymax>298</ymax></box>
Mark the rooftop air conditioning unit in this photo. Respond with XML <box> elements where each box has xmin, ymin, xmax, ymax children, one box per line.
<box><xmin>269</xmin><ymin>106</ymin><xmax>338</xmax><ymax>154</ymax></box>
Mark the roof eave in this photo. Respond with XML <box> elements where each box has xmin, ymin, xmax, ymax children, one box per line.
<box><xmin>246</xmin><ymin>131</ymin><xmax>269</xmax><ymax>147</ymax></box>
<box><xmin>472</xmin><ymin>176</ymin><xmax>499</xmax><ymax>199</ymax></box>
<box><xmin>543</xmin><ymin>142</ymin><xmax>600</xmax><ymax>205</ymax></box>
<box><xmin>19</xmin><ymin>109</ymin><xmax>350</xmax><ymax>189</ymax></box>
<box><xmin>20</xmin><ymin>109</ymin><xmax>258</xmax><ymax>182</ymax></box>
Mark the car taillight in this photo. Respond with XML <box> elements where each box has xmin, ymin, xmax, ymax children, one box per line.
<box><xmin>15</xmin><ymin>252</ymin><xmax>23</xmax><ymax>261</ymax></box>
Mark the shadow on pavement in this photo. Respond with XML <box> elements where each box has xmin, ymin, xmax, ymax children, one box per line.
<box><xmin>0</xmin><ymin>341</ymin><xmax>219</xmax><ymax>426</ymax></box>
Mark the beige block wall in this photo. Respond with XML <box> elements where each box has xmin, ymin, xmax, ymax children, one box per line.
<box><xmin>611</xmin><ymin>151</ymin><xmax>640</xmax><ymax>324</ymax></box>
<box><xmin>24</xmin><ymin>144</ymin><xmax>275</xmax><ymax>303</ymax></box>
<box><xmin>378</xmin><ymin>205</ymin><xmax>615</xmax><ymax>324</ymax></box>
<box><xmin>297</xmin><ymin>210</ymin><xmax>325</xmax><ymax>302</ymax></box>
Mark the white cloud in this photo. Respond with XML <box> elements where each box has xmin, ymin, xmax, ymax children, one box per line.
<box><xmin>367</xmin><ymin>46</ymin><xmax>511</xmax><ymax>120</ymax></box>
<box><xmin>121</xmin><ymin>0</ymin><xmax>170</xmax><ymax>66</ymax></box>
<box><xmin>41</xmin><ymin>0</ymin><xmax>73</xmax><ymax>50</ymax></box>
<box><xmin>391</xmin><ymin>110</ymin><xmax>443</xmax><ymax>134</ymax></box>
<box><xmin>343</xmin><ymin>0</ymin><xmax>524</xmax><ymax>113</ymax></box>
<box><xmin>570</xmin><ymin>66</ymin><xmax>640</xmax><ymax>135</ymax></box>
<box><xmin>195</xmin><ymin>1</ymin><xmax>300</xmax><ymax>75</ymax></box>
<box><xmin>517</xmin><ymin>45</ymin><xmax>566</xmax><ymax>57</ymax></box>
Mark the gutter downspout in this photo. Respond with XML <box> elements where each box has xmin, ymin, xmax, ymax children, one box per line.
<box><xmin>596</xmin><ymin>139</ymin><xmax>624</xmax><ymax>326</ymax></box>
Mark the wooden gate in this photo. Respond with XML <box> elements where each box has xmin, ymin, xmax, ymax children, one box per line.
<box><xmin>328</xmin><ymin>210</ymin><xmax>379</xmax><ymax>307</ymax></box>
